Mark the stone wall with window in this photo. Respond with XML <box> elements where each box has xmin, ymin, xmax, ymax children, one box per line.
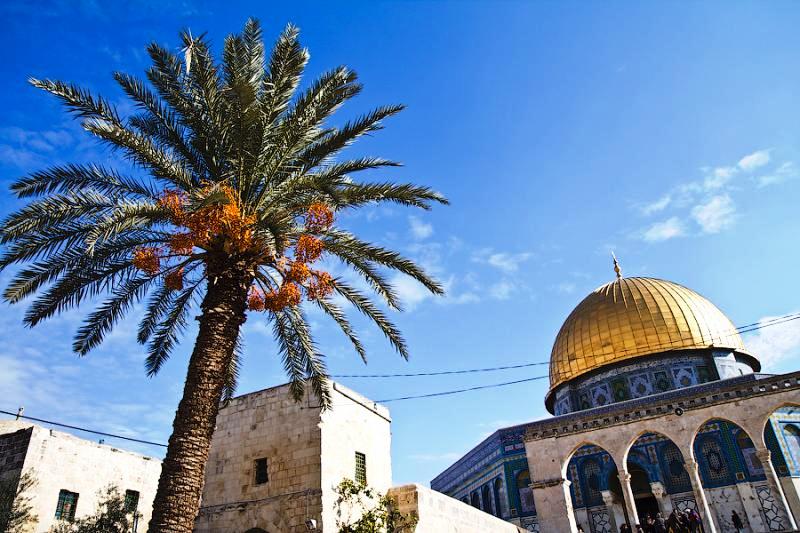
<box><xmin>196</xmin><ymin>381</ymin><xmax>392</xmax><ymax>533</ymax></box>
<box><xmin>0</xmin><ymin>420</ymin><xmax>161</xmax><ymax>533</ymax></box>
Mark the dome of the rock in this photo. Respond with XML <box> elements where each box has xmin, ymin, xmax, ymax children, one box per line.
<box><xmin>546</xmin><ymin>276</ymin><xmax>760</xmax><ymax>412</ymax></box>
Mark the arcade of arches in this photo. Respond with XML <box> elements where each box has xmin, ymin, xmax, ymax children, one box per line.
<box><xmin>432</xmin><ymin>275</ymin><xmax>800</xmax><ymax>533</ymax></box>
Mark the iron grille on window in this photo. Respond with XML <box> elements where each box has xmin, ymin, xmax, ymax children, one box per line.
<box><xmin>254</xmin><ymin>457</ymin><xmax>269</xmax><ymax>485</ymax></box>
<box><xmin>355</xmin><ymin>451</ymin><xmax>367</xmax><ymax>485</ymax></box>
<box><xmin>55</xmin><ymin>489</ymin><xmax>79</xmax><ymax>521</ymax></box>
<box><xmin>124</xmin><ymin>490</ymin><xmax>140</xmax><ymax>513</ymax></box>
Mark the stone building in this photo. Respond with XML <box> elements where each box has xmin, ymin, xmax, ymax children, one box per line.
<box><xmin>195</xmin><ymin>381</ymin><xmax>392</xmax><ymax>532</ymax></box>
<box><xmin>195</xmin><ymin>380</ymin><xmax>525</xmax><ymax>533</ymax></box>
<box><xmin>432</xmin><ymin>270</ymin><xmax>800</xmax><ymax>532</ymax></box>
<box><xmin>0</xmin><ymin>420</ymin><xmax>161</xmax><ymax>532</ymax></box>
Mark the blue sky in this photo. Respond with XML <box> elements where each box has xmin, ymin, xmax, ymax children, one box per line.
<box><xmin>2</xmin><ymin>0</ymin><xmax>800</xmax><ymax>487</ymax></box>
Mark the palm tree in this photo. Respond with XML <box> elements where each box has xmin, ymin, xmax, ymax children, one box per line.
<box><xmin>0</xmin><ymin>19</ymin><xmax>446</xmax><ymax>533</ymax></box>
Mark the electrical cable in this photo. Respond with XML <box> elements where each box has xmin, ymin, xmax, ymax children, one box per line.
<box><xmin>0</xmin><ymin>409</ymin><xmax>167</xmax><ymax>448</ymax></box>
<box><xmin>1</xmin><ymin>308</ymin><xmax>798</xmax><ymax>444</ymax></box>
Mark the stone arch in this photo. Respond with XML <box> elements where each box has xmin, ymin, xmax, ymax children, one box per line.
<box><xmin>493</xmin><ymin>477</ymin><xmax>504</xmax><ymax>518</ymax></box>
<box><xmin>692</xmin><ymin>418</ymin><xmax>771</xmax><ymax>532</ymax></box>
<box><xmin>620</xmin><ymin>427</ymin><xmax>687</xmax><ymax>466</ymax></box>
<box><xmin>623</xmin><ymin>432</ymin><xmax>692</xmax><ymax>523</ymax></box>
<box><xmin>757</xmin><ymin>401</ymin><xmax>800</xmax><ymax>448</ymax></box>
<box><xmin>689</xmin><ymin>416</ymin><xmax>759</xmax><ymax>461</ymax></box>
<box><xmin>561</xmin><ymin>439</ymin><xmax>609</xmax><ymax>478</ymax></box>
<box><xmin>481</xmin><ymin>483</ymin><xmax>493</xmax><ymax>515</ymax></box>
<box><xmin>244</xmin><ymin>529</ymin><xmax>268</xmax><ymax>533</ymax></box>
<box><xmin>564</xmin><ymin>443</ymin><xmax>623</xmax><ymax>533</ymax></box>
<box><xmin>760</xmin><ymin>403</ymin><xmax>800</xmax><ymax>530</ymax></box>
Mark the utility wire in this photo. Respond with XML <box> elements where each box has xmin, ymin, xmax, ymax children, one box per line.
<box><xmin>2</xmin><ymin>309</ymin><xmax>799</xmax><ymax>445</ymax></box>
<box><xmin>334</xmin><ymin>311</ymin><xmax>800</xmax><ymax>379</ymax></box>
<box><xmin>331</xmin><ymin>361</ymin><xmax>550</xmax><ymax>378</ymax></box>
<box><xmin>374</xmin><ymin>375</ymin><xmax>549</xmax><ymax>403</ymax></box>
<box><xmin>0</xmin><ymin>409</ymin><xmax>167</xmax><ymax>448</ymax></box>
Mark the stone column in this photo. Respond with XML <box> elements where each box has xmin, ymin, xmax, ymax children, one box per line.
<box><xmin>529</xmin><ymin>477</ymin><xmax>578</xmax><ymax>532</ymax></box>
<box><xmin>735</xmin><ymin>481</ymin><xmax>766</xmax><ymax>532</ymax></box>
<box><xmin>602</xmin><ymin>490</ymin><xmax>624</xmax><ymax>532</ymax></box>
<box><xmin>573</xmin><ymin>507</ymin><xmax>590</xmax><ymax>533</ymax></box>
<box><xmin>618</xmin><ymin>470</ymin><xmax>639</xmax><ymax>527</ymax></box>
<box><xmin>756</xmin><ymin>449</ymin><xmax>798</xmax><ymax>530</ymax></box>
<box><xmin>779</xmin><ymin>476</ymin><xmax>800</xmax><ymax>526</ymax></box>
<box><xmin>650</xmin><ymin>482</ymin><xmax>673</xmax><ymax>517</ymax></box>
<box><xmin>684</xmin><ymin>458</ymin><xmax>717</xmax><ymax>533</ymax></box>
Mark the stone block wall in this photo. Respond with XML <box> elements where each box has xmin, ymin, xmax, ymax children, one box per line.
<box><xmin>387</xmin><ymin>484</ymin><xmax>526</xmax><ymax>533</ymax></box>
<box><xmin>0</xmin><ymin>420</ymin><xmax>161</xmax><ymax>533</ymax></box>
<box><xmin>196</xmin><ymin>381</ymin><xmax>392</xmax><ymax>532</ymax></box>
<box><xmin>197</xmin><ymin>383</ymin><xmax>325</xmax><ymax>532</ymax></box>
<box><xmin>0</xmin><ymin>425</ymin><xmax>33</xmax><ymax>476</ymax></box>
<box><xmin>320</xmin><ymin>383</ymin><xmax>392</xmax><ymax>530</ymax></box>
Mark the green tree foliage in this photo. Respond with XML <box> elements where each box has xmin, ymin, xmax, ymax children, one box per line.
<box><xmin>334</xmin><ymin>478</ymin><xmax>417</xmax><ymax>533</ymax></box>
<box><xmin>49</xmin><ymin>486</ymin><xmax>141</xmax><ymax>533</ymax></box>
<box><xmin>0</xmin><ymin>18</ymin><xmax>446</xmax><ymax>532</ymax></box>
<box><xmin>0</xmin><ymin>471</ymin><xmax>38</xmax><ymax>533</ymax></box>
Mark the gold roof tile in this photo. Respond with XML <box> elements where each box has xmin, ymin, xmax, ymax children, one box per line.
<box><xmin>548</xmin><ymin>277</ymin><xmax>749</xmax><ymax>393</ymax></box>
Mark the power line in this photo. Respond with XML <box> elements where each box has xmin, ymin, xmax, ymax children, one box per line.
<box><xmin>0</xmin><ymin>409</ymin><xmax>167</xmax><ymax>448</ymax></box>
<box><xmin>331</xmin><ymin>361</ymin><xmax>550</xmax><ymax>378</ymax></box>
<box><xmin>374</xmin><ymin>375</ymin><xmax>549</xmax><ymax>403</ymax></box>
<box><xmin>335</xmin><ymin>311</ymin><xmax>800</xmax><ymax>379</ymax></box>
<box><xmin>2</xmin><ymin>308</ymin><xmax>798</xmax><ymax>447</ymax></box>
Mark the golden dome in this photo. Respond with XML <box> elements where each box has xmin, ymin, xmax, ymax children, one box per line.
<box><xmin>548</xmin><ymin>277</ymin><xmax>751</xmax><ymax>395</ymax></box>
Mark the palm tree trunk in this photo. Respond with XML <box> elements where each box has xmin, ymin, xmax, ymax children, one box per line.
<box><xmin>147</xmin><ymin>260</ymin><xmax>251</xmax><ymax>533</ymax></box>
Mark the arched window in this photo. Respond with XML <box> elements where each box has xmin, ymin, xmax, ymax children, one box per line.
<box><xmin>784</xmin><ymin>424</ymin><xmax>800</xmax><ymax>467</ymax></box>
<box><xmin>516</xmin><ymin>469</ymin><xmax>535</xmax><ymax>515</ymax></box>
<box><xmin>698</xmin><ymin>436</ymin><xmax>732</xmax><ymax>485</ymax></box>
<box><xmin>660</xmin><ymin>442</ymin><xmax>691</xmax><ymax>493</ymax></box>
<box><xmin>582</xmin><ymin>459</ymin><xmax>603</xmax><ymax>507</ymax></box>
<box><xmin>493</xmin><ymin>477</ymin><xmax>503</xmax><ymax>518</ymax></box>
<box><xmin>481</xmin><ymin>484</ymin><xmax>493</xmax><ymax>515</ymax></box>
<box><xmin>470</xmin><ymin>491</ymin><xmax>480</xmax><ymax>509</ymax></box>
<box><xmin>736</xmin><ymin>430</ymin><xmax>764</xmax><ymax>477</ymax></box>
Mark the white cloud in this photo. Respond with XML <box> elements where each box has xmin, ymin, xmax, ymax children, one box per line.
<box><xmin>746</xmin><ymin>313</ymin><xmax>800</xmax><ymax>370</ymax></box>
<box><xmin>756</xmin><ymin>162</ymin><xmax>795</xmax><ymax>188</ymax></box>
<box><xmin>473</xmin><ymin>250</ymin><xmax>533</xmax><ymax>273</ymax></box>
<box><xmin>691</xmin><ymin>194</ymin><xmax>736</xmax><ymax>234</ymax></box>
<box><xmin>641</xmin><ymin>217</ymin><xmax>685</xmax><ymax>242</ymax></box>
<box><xmin>408</xmin><ymin>216</ymin><xmax>433</xmax><ymax>240</ymax></box>
<box><xmin>391</xmin><ymin>275</ymin><xmax>434</xmax><ymax>310</ymax></box>
<box><xmin>703</xmin><ymin>166</ymin><xmax>737</xmax><ymax>190</ymax></box>
<box><xmin>489</xmin><ymin>280</ymin><xmax>514</xmax><ymax>300</ymax></box>
<box><xmin>738</xmin><ymin>149</ymin><xmax>771</xmax><ymax>172</ymax></box>
<box><xmin>554</xmin><ymin>282</ymin><xmax>576</xmax><ymax>294</ymax></box>
<box><xmin>640</xmin><ymin>195</ymin><xmax>672</xmax><ymax>215</ymax></box>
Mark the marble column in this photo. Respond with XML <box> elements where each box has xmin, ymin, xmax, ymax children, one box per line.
<box><xmin>650</xmin><ymin>481</ymin><xmax>673</xmax><ymax>517</ymax></box>
<box><xmin>529</xmin><ymin>477</ymin><xmax>579</xmax><ymax>532</ymax></box>
<box><xmin>573</xmin><ymin>508</ymin><xmax>590</xmax><ymax>533</ymax></box>
<box><xmin>602</xmin><ymin>490</ymin><xmax>624</xmax><ymax>532</ymax></box>
<box><xmin>756</xmin><ymin>448</ymin><xmax>798</xmax><ymax>530</ymax></box>
<box><xmin>618</xmin><ymin>470</ymin><xmax>639</xmax><ymax>527</ymax></box>
<box><xmin>683</xmin><ymin>458</ymin><xmax>718</xmax><ymax>533</ymax></box>
<box><xmin>735</xmin><ymin>481</ymin><xmax>766</xmax><ymax>532</ymax></box>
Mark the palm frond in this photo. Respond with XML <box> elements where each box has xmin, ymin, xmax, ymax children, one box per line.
<box><xmin>145</xmin><ymin>281</ymin><xmax>199</xmax><ymax>376</ymax></box>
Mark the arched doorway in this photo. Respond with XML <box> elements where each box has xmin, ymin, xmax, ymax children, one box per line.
<box><xmin>564</xmin><ymin>444</ymin><xmax>620</xmax><ymax>533</ymax></box>
<box><xmin>481</xmin><ymin>483</ymin><xmax>494</xmax><ymax>515</ymax></box>
<box><xmin>493</xmin><ymin>477</ymin><xmax>504</xmax><ymax>518</ymax></box>
<box><xmin>694</xmin><ymin>418</ymin><xmax>765</xmax><ymax>531</ymax></box>
<box><xmin>762</xmin><ymin>404</ymin><xmax>800</xmax><ymax>530</ymax></box>
<box><xmin>625</xmin><ymin>432</ymin><xmax>693</xmax><ymax>524</ymax></box>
